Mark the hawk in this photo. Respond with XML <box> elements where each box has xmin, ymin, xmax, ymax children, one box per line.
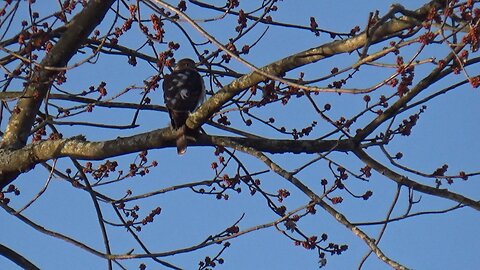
<box><xmin>162</xmin><ymin>58</ymin><xmax>205</xmax><ymax>155</ymax></box>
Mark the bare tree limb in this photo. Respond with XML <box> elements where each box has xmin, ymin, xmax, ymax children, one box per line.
<box><xmin>71</xmin><ymin>158</ymin><xmax>113</xmax><ymax>270</ymax></box>
<box><xmin>354</xmin><ymin>47</ymin><xmax>463</xmax><ymax>142</ymax></box>
<box><xmin>184</xmin><ymin>0</ymin><xmax>449</xmax><ymax>130</ymax></box>
<box><xmin>0</xmin><ymin>203</ymin><xmax>107</xmax><ymax>258</ymax></box>
<box><xmin>0</xmin><ymin>131</ymin><xmax>354</xmax><ymax>189</ymax></box>
<box><xmin>1</xmin><ymin>0</ymin><xmax>116</xmax><ymax>149</ymax></box>
<box><xmin>352</xmin><ymin>147</ymin><xmax>480</xmax><ymax>211</ymax></box>
<box><xmin>210</xmin><ymin>136</ymin><xmax>409</xmax><ymax>269</ymax></box>
<box><xmin>0</xmin><ymin>243</ymin><xmax>40</xmax><ymax>270</ymax></box>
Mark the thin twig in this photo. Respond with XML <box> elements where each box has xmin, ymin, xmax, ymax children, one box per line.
<box><xmin>71</xmin><ymin>158</ymin><xmax>113</xmax><ymax>270</ymax></box>
<box><xmin>15</xmin><ymin>159</ymin><xmax>57</xmax><ymax>214</ymax></box>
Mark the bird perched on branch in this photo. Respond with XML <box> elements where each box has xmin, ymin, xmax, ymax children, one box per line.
<box><xmin>162</xmin><ymin>58</ymin><xmax>205</xmax><ymax>155</ymax></box>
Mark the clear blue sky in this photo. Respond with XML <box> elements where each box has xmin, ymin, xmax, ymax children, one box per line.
<box><xmin>1</xmin><ymin>1</ymin><xmax>479</xmax><ymax>269</ymax></box>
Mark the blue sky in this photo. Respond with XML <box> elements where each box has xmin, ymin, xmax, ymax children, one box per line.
<box><xmin>1</xmin><ymin>1</ymin><xmax>480</xmax><ymax>269</ymax></box>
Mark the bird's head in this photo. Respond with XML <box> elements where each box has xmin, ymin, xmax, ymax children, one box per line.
<box><xmin>174</xmin><ymin>58</ymin><xmax>196</xmax><ymax>71</ymax></box>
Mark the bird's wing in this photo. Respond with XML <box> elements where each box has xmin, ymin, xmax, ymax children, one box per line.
<box><xmin>162</xmin><ymin>69</ymin><xmax>204</xmax><ymax>112</ymax></box>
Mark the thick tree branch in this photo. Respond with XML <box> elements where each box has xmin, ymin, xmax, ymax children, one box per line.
<box><xmin>185</xmin><ymin>0</ymin><xmax>448</xmax><ymax>130</ymax></box>
<box><xmin>1</xmin><ymin>0</ymin><xmax>115</xmax><ymax>149</ymax></box>
<box><xmin>0</xmin><ymin>243</ymin><xmax>40</xmax><ymax>270</ymax></box>
<box><xmin>205</xmin><ymin>134</ymin><xmax>353</xmax><ymax>154</ymax></box>
<box><xmin>0</xmin><ymin>130</ymin><xmax>353</xmax><ymax>189</ymax></box>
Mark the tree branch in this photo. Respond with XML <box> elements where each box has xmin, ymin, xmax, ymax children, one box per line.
<box><xmin>0</xmin><ymin>130</ymin><xmax>354</xmax><ymax>189</ymax></box>
<box><xmin>1</xmin><ymin>0</ymin><xmax>116</xmax><ymax>149</ymax></box>
<box><xmin>185</xmin><ymin>0</ymin><xmax>449</xmax><ymax>130</ymax></box>
<box><xmin>352</xmin><ymin>147</ymin><xmax>480</xmax><ymax>211</ymax></box>
<box><xmin>0</xmin><ymin>243</ymin><xmax>40</xmax><ymax>270</ymax></box>
<box><xmin>0</xmin><ymin>203</ymin><xmax>106</xmax><ymax>258</ymax></box>
<box><xmin>212</xmin><ymin>137</ymin><xmax>409</xmax><ymax>269</ymax></box>
<box><xmin>72</xmin><ymin>158</ymin><xmax>113</xmax><ymax>270</ymax></box>
<box><xmin>354</xmin><ymin>46</ymin><xmax>463</xmax><ymax>142</ymax></box>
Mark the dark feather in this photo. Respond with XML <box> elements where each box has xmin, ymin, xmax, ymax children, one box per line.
<box><xmin>162</xmin><ymin>58</ymin><xmax>205</xmax><ymax>155</ymax></box>
<box><xmin>168</xmin><ymin>109</ymin><xmax>189</xmax><ymax>130</ymax></box>
<box><xmin>162</xmin><ymin>69</ymin><xmax>204</xmax><ymax>113</ymax></box>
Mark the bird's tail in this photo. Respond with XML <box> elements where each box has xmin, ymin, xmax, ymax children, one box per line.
<box><xmin>176</xmin><ymin>126</ymin><xmax>188</xmax><ymax>155</ymax></box>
